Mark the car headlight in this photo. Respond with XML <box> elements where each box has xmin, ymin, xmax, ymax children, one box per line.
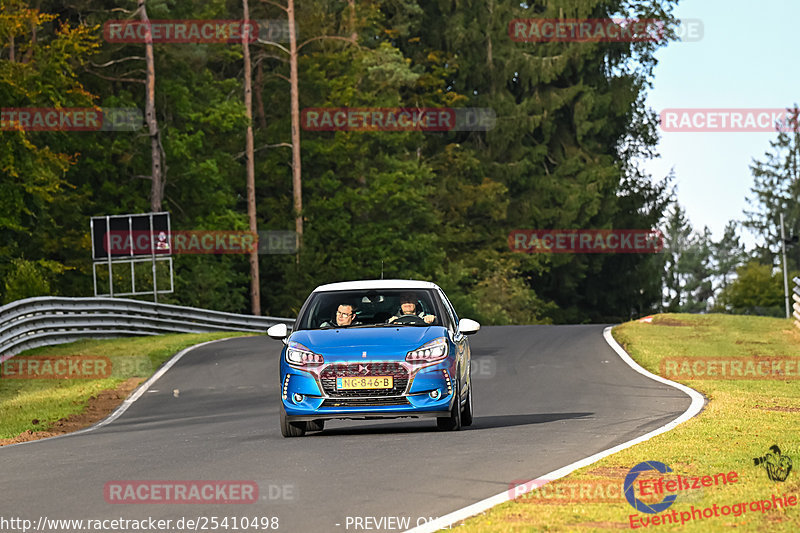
<box><xmin>286</xmin><ymin>342</ymin><xmax>324</xmax><ymax>366</ymax></box>
<box><xmin>406</xmin><ymin>337</ymin><xmax>449</xmax><ymax>363</ymax></box>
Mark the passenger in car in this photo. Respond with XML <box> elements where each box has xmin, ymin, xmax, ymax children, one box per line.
<box><xmin>387</xmin><ymin>294</ymin><xmax>436</xmax><ymax>324</ymax></box>
<box><xmin>320</xmin><ymin>303</ymin><xmax>361</xmax><ymax>327</ymax></box>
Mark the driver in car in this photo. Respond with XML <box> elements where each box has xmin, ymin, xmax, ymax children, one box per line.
<box><xmin>320</xmin><ymin>303</ymin><xmax>360</xmax><ymax>328</ymax></box>
<box><xmin>388</xmin><ymin>294</ymin><xmax>436</xmax><ymax>324</ymax></box>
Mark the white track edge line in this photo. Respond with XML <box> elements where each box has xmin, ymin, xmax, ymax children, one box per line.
<box><xmin>403</xmin><ymin>325</ymin><xmax>705</xmax><ymax>533</ymax></box>
<box><xmin>0</xmin><ymin>336</ymin><xmax>238</xmax><ymax>450</ymax></box>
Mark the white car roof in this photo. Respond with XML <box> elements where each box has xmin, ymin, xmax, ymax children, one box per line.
<box><xmin>313</xmin><ymin>279</ymin><xmax>441</xmax><ymax>292</ymax></box>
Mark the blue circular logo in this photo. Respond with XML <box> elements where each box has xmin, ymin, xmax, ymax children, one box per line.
<box><xmin>624</xmin><ymin>461</ymin><xmax>677</xmax><ymax>514</ymax></box>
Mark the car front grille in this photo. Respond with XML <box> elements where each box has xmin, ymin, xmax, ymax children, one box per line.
<box><xmin>321</xmin><ymin>397</ymin><xmax>411</xmax><ymax>407</ymax></box>
<box><xmin>319</xmin><ymin>362</ymin><xmax>409</xmax><ymax>397</ymax></box>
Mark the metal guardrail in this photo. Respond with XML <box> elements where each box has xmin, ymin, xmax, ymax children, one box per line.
<box><xmin>793</xmin><ymin>277</ymin><xmax>800</xmax><ymax>329</ymax></box>
<box><xmin>0</xmin><ymin>296</ymin><xmax>294</xmax><ymax>361</ymax></box>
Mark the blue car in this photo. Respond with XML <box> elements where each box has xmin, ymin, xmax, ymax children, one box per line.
<box><xmin>266</xmin><ymin>280</ymin><xmax>480</xmax><ymax>437</ymax></box>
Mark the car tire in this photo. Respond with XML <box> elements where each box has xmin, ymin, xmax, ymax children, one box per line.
<box><xmin>307</xmin><ymin>419</ymin><xmax>325</xmax><ymax>432</ymax></box>
<box><xmin>437</xmin><ymin>377</ymin><xmax>462</xmax><ymax>431</ymax></box>
<box><xmin>461</xmin><ymin>381</ymin><xmax>473</xmax><ymax>427</ymax></box>
<box><xmin>280</xmin><ymin>403</ymin><xmax>307</xmax><ymax>437</ymax></box>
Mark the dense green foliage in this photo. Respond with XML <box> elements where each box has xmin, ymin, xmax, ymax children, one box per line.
<box><xmin>2</xmin><ymin>0</ymin><xmax>695</xmax><ymax>323</ymax></box>
<box><xmin>715</xmin><ymin>261</ymin><xmax>794</xmax><ymax>317</ymax></box>
<box><xmin>744</xmin><ymin>117</ymin><xmax>800</xmax><ymax>271</ymax></box>
<box><xmin>732</xmin><ymin>107</ymin><xmax>800</xmax><ymax>315</ymax></box>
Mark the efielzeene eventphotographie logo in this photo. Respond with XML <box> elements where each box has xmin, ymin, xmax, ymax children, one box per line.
<box><xmin>624</xmin><ymin>461</ymin><xmax>739</xmax><ymax>515</ymax></box>
<box><xmin>625</xmin><ymin>460</ymin><xmax>799</xmax><ymax>529</ymax></box>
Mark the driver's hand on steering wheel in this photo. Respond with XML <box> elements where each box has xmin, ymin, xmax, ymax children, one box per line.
<box><xmin>423</xmin><ymin>314</ymin><xmax>435</xmax><ymax>324</ymax></box>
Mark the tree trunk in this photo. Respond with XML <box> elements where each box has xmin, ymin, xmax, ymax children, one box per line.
<box><xmin>242</xmin><ymin>0</ymin><xmax>261</xmax><ymax>315</ymax></box>
<box><xmin>255</xmin><ymin>61</ymin><xmax>267</xmax><ymax>129</ymax></box>
<box><xmin>140</xmin><ymin>0</ymin><xmax>163</xmax><ymax>212</ymax></box>
<box><xmin>22</xmin><ymin>14</ymin><xmax>35</xmax><ymax>63</ymax></box>
<box><xmin>288</xmin><ymin>0</ymin><xmax>302</xmax><ymax>260</ymax></box>
<box><xmin>348</xmin><ymin>0</ymin><xmax>357</xmax><ymax>41</ymax></box>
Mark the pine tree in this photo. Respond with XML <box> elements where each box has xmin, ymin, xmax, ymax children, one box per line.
<box><xmin>391</xmin><ymin>0</ymin><xmax>680</xmax><ymax>322</ymax></box>
<box><xmin>661</xmin><ymin>202</ymin><xmax>692</xmax><ymax>311</ymax></box>
<box><xmin>677</xmin><ymin>226</ymin><xmax>713</xmax><ymax>312</ymax></box>
<box><xmin>711</xmin><ymin>221</ymin><xmax>746</xmax><ymax>301</ymax></box>
<box><xmin>743</xmin><ymin>106</ymin><xmax>800</xmax><ymax>270</ymax></box>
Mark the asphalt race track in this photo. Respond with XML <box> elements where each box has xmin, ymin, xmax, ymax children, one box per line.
<box><xmin>1</xmin><ymin>325</ymin><xmax>692</xmax><ymax>532</ymax></box>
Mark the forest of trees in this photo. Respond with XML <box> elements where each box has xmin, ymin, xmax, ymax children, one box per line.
<box><xmin>1</xmin><ymin>0</ymin><xmax>797</xmax><ymax>323</ymax></box>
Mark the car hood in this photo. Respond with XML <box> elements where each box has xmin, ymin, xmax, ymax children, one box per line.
<box><xmin>289</xmin><ymin>326</ymin><xmax>447</xmax><ymax>361</ymax></box>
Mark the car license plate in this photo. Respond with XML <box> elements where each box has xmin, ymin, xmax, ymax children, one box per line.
<box><xmin>337</xmin><ymin>376</ymin><xmax>393</xmax><ymax>390</ymax></box>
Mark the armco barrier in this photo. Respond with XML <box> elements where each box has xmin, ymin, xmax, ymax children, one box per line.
<box><xmin>0</xmin><ymin>296</ymin><xmax>294</xmax><ymax>361</ymax></box>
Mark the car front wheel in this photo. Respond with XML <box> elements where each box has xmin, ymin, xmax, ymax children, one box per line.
<box><xmin>461</xmin><ymin>381</ymin><xmax>473</xmax><ymax>427</ymax></box>
<box><xmin>280</xmin><ymin>403</ymin><xmax>307</xmax><ymax>437</ymax></box>
<box><xmin>437</xmin><ymin>378</ymin><xmax>462</xmax><ymax>431</ymax></box>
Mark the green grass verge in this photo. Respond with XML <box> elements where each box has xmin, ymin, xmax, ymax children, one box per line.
<box><xmin>457</xmin><ymin>313</ymin><xmax>800</xmax><ymax>532</ymax></box>
<box><xmin>0</xmin><ymin>332</ymin><xmax>254</xmax><ymax>439</ymax></box>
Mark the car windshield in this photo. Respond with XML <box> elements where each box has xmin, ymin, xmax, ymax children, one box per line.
<box><xmin>296</xmin><ymin>289</ymin><xmax>441</xmax><ymax>330</ymax></box>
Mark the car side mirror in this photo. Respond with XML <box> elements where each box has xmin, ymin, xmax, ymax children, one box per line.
<box><xmin>267</xmin><ymin>323</ymin><xmax>289</xmax><ymax>340</ymax></box>
<box><xmin>457</xmin><ymin>318</ymin><xmax>480</xmax><ymax>335</ymax></box>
